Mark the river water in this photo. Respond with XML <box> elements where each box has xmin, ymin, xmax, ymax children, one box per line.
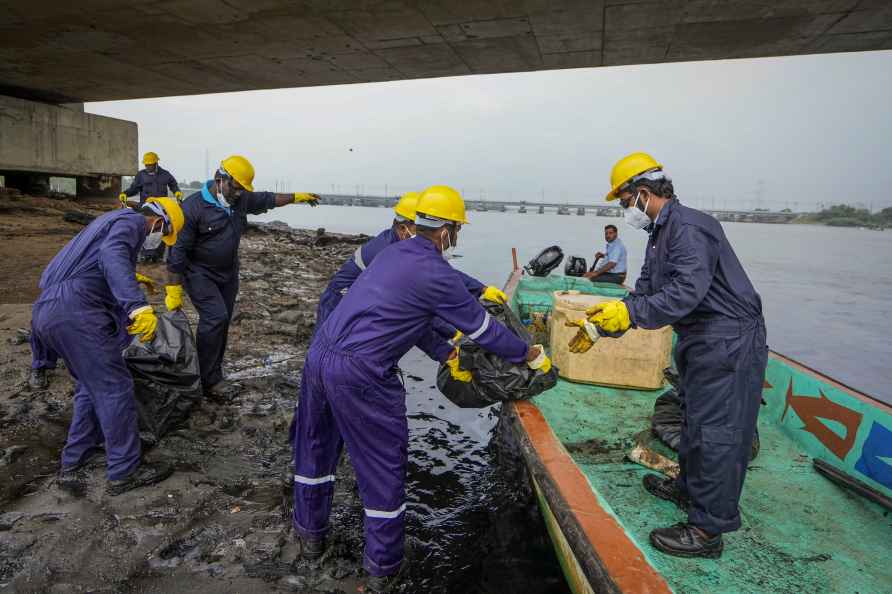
<box><xmin>255</xmin><ymin>203</ymin><xmax>892</xmax><ymax>402</ymax></box>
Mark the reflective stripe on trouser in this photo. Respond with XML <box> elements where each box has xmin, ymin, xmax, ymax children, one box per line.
<box><xmin>675</xmin><ymin>317</ymin><xmax>768</xmax><ymax>534</ymax></box>
<box><xmin>31</xmin><ymin>296</ymin><xmax>141</xmax><ymax>480</ymax></box>
<box><xmin>184</xmin><ymin>272</ymin><xmax>239</xmax><ymax>388</ymax></box>
<box><xmin>292</xmin><ymin>345</ymin><xmax>407</xmax><ymax>577</ymax></box>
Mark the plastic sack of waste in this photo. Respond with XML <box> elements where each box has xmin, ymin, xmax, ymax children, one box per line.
<box><xmin>651</xmin><ymin>367</ymin><xmax>760</xmax><ymax>460</ymax></box>
<box><xmin>524</xmin><ymin>246</ymin><xmax>564</xmax><ymax>277</ymax></box>
<box><xmin>123</xmin><ymin>310</ymin><xmax>201</xmax><ymax>445</ymax></box>
<box><xmin>564</xmin><ymin>256</ymin><xmax>587</xmax><ymax>277</ymax></box>
<box><xmin>436</xmin><ymin>301</ymin><xmax>558</xmax><ymax>408</ymax></box>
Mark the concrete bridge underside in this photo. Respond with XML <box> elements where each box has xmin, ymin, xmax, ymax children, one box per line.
<box><xmin>1</xmin><ymin>0</ymin><xmax>890</xmax><ymax>195</ymax></box>
<box><xmin>2</xmin><ymin>0</ymin><xmax>891</xmax><ymax>104</ymax></box>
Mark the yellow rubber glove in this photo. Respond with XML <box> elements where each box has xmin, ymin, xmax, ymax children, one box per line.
<box><xmin>481</xmin><ymin>286</ymin><xmax>508</xmax><ymax>304</ymax></box>
<box><xmin>527</xmin><ymin>344</ymin><xmax>552</xmax><ymax>374</ymax></box>
<box><xmin>446</xmin><ymin>349</ymin><xmax>473</xmax><ymax>382</ymax></box>
<box><xmin>564</xmin><ymin>319</ymin><xmax>600</xmax><ymax>354</ymax></box>
<box><xmin>165</xmin><ymin>284</ymin><xmax>184</xmax><ymax>311</ymax></box>
<box><xmin>293</xmin><ymin>192</ymin><xmax>321</xmax><ymax>207</ymax></box>
<box><xmin>450</xmin><ymin>330</ymin><xmax>463</xmax><ymax>345</ymax></box>
<box><xmin>174</xmin><ymin>190</ymin><xmax>183</xmax><ymax>201</ymax></box>
<box><xmin>586</xmin><ymin>300</ymin><xmax>631</xmax><ymax>334</ymax></box>
<box><xmin>127</xmin><ymin>306</ymin><xmax>158</xmax><ymax>343</ymax></box>
<box><xmin>119</xmin><ymin>192</ymin><xmax>128</xmax><ymax>207</ymax></box>
<box><xmin>135</xmin><ymin>273</ymin><xmax>156</xmax><ymax>295</ymax></box>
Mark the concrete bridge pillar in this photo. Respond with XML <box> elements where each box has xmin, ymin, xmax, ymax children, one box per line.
<box><xmin>0</xmin><ymin>95</ymin><xmax>136</xmax><ymax>198</ymax></box>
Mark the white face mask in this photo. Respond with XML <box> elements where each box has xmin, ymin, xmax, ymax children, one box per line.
<box><xmin>623</xmin><ymin>192</ymin><xmax>652</xmax><ymax>230</ymax></box>
<box><xmin>441</xmin><ymin>228</ymin><xmax>456</xmax><ymax>260</ymax></box>
<box><xmin>143</xmin><ymin>220</ymin><xmax>164</xmax><ymax>251</ymax></box>
<box><xmin>216</xmin><ymin>181</ymin><xmax>231</xmax><ymax>208</ymax></box>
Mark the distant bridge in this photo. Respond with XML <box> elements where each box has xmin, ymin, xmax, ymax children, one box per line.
<box><xmin>319</xmin><ymin>194</ymin><xmax>808</xmax><ymax>224</ymax></box>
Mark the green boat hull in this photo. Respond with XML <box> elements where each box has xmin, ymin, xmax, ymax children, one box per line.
<box><xmin>505</xmin><ymin>273</ymin><xmax>892</xmax><ymax>594</ymax></box>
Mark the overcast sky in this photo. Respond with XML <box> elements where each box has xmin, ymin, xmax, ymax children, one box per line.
<box><xmin>87</xmin><ymin>49</ymin><xmax>892</xmax><ymax>212</ymax></box>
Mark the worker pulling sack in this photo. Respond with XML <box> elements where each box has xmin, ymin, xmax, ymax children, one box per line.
<box><xmin>123</xmin><ymin>310</ymin><xmax>201</xmax><ymax>445</ymax></box>
<box><xmin>437</xmin><ymin>301</ymin><xmax>558</xmax><ymax>407</ymax></box>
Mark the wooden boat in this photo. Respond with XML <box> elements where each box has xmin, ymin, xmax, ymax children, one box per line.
<box><xmin>502</xmin><ymin>272</ymin><xmax>892</xmax><ymax>594</ymax></box>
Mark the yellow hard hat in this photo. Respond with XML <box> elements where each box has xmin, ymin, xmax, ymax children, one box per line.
<box><xmin>394</xmin><ymin>191</ymin><xmax>420</xmax><ymax>221</ymax></box>
<box><xmin>220</xmin><ymin>155</ymin><xmax>255</xmax><ymax>192</ymax></box>
<box><xmin>605</xmin><ymin>152</ymin><xmax>663</xmax><ymax>201</ymax></box>
<box><xmin>143</xmin><ymin>151</ymin><xmax>159</xmax><ymax>165</ymax></box>
<box><xmin>145</xmin><ymin>197</ymin><xmax>185</xmax><ymax>246</ymax></box>
<box><xmin>416</xmin><ymin>185</ymin><xmax>469</xmax><ymax>225</ymax></box>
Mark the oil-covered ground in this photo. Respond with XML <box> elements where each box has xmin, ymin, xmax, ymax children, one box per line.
<box><xmin>0</xmin><ymin>191</ymin><xmax>567</xmax><ymax>593</ymax></box>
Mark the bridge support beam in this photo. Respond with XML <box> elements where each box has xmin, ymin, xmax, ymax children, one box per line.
<box><xmin>0</xmin><ymin>95</ymin><xmax>136</xmax><ymax>198</ymax></box>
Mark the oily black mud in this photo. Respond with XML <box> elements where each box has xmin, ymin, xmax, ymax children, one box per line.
<box><xmin>0</xmin><ymin>215</ymin><xmax>566</xmax><ymax>593</ymax></box>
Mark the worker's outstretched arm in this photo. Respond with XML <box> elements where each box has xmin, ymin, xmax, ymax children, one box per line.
<box><xmin>427</xmin><ymin>266</ymin><xmax>529</xmax><ymax>364</ymax></box>
<box><xmin>98</xmin><ymin>217</ymin><xmax>149</xmax><ymax>315</ymax></box>
<box><xmin>243</xmin><ymin>192</ymin><xmax>320</xmax><ymax>213</ymax></box>
<box><xmin>624</xmin><ymin>224</ymin><xmax>718</xmax><ymax>329</ymax></box>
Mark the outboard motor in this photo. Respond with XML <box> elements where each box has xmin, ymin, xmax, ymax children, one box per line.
<box><xmin>525</xmin><ymin>246</ymin><xmax>564</xmax><ymax>277</ymax></box>
<box><xmin>564</xmin><ymin>256</ymin><xmax>587</xmax><ymax>277</ymax></box>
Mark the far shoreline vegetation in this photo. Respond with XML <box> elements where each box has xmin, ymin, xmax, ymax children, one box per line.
<box><xmin>797</xmin><ymin>204</ymin><xmax>891</xmax><ymax>229</ymax></box>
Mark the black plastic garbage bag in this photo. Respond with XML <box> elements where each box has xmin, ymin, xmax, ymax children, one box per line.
<box><xmin>436</xmin><ymin>301</ymin><xmax>558</xmax><ymax>408</ymax></box>
<box><xmin>651</xmin><ymin>367</ymin><xmax>760</xmax><ymax>460</ymax></box>
<box><xmin>564</xmin><ymin>256</ymin><xmax>587</xmax><ymax>277</ymax></box>
<box><xmin>123</xmin><ymin>311</ymin><xmax>201</xmax><ymax>445</ymax></box>
<box><xmin>651</xmin><ymin>389</ymin><xmax>684</xmax><ymax>450</ymax></box>
<box><xmin>524</xmin><ymin>246</ymin><xmax>564</xmax><ymax>277</ymax></box>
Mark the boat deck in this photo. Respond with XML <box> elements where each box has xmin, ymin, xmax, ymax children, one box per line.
<box><xmin>513</xmin><ymin>277</ymin><xmax>891</xmax><ymax>594</ymax></box>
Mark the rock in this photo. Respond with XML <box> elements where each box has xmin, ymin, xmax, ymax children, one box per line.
<box><xmin>274</xmin><ymin>310</ymin><xmax>302</xmax><ymax>325</ymax></box>
<box><xmin>63</xmin><ymin>211</ymin><xmax>96</xmax><ymax>226</ymax></box>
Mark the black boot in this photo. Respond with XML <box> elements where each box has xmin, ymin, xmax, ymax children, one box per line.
<box><xmin>28</xmin><ymin>368</ymin><xmax>48</xmax><ymax>390</ymax></box>
<box><xmin>650</xmin><ymin>523</ymin><xmax>723</xmax><ymax>559</ymax></box>
<box><xmin>366</xmin><ymin>562</ymin><xmax>406</xmax><ymax>594</ymax></box>
<box><xmin>57</xmin><ymin>449</ymin><xmax>104</xmax><ymax>497</ymax></box>
<box><xmin>58</xmin><ymin>468</ymin><xmax>88</xmax><ymax>497</ymax></box>
<box><xmin>301</xmin><ymin>537</ymin><xmax>326</xmax><ymax>561</ymax></box>
<box><xmin>205</xmin><ymin>380</ymin><xmax>242</xmax><ymax>403</ymax></box>
<box><xmin>643</xmin><ymin>474</ymin><xmax>690</xmax><ymax>511</ymax></box>
<box><xmin>106</xmin><ymin>461</ymin><xmax>173</xmax><ymax>496</ymax></box>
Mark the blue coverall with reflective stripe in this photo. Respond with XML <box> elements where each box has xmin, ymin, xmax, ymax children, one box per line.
<box><xmin>624</xmin><ymin>199</ymin><xmax>768</xmax><ymax>534</ymax></box>
<box><xmin>292</xmin><ymin>236</ymin><xmax>528</xmax><ymax>576</ymax></box>
<box><xmin>315</xmin><ymin>227</ymin><xmax>485</xmax><ymax>336</ymax></box>
<box><xmin>167</xmin><ymin>182</ymin><xmax>277</xmax><ymax>388</ymax></box>
<box><xmin>31</xmin><ymin>209</ymin><xmax>148</xmax><ymax>480</ymax></box>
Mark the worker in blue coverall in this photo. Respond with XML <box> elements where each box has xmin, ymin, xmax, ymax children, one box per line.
<box><xmin>567</xmin><ymin>153</ymin><xmax>768</xmax><ymax>559</ymax></box>
<box><xmin>292</xmin><ymin>186</ymin><xmax>552</xmax><ymax>593</ymax></box>
<box><xmin>118</xmin><ymin>151</ymin><xmax>182</xmax><ymax>207</ymax></box>
<box><xmin>315</xmin><ymin>190</ymin><xmax>509</xmax><ymax>336</ymax></box>
<box><xmin>163</xmin><ymin>155</ymin><xmax>321</xmax><ymax>401</ymax></box>
<box><xmin>31</xmin><ymin>197</ymin><xmax>185</xmax><ymax>496</ymax></box>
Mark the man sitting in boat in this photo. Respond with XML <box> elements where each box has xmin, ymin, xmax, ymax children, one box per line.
<box><xmin>567</xmin><ymin>152</ymin><xmax>768</xmax><ymax>559</ymax></box>
<box><xmin>584</xmin><ymin>224</ymin><xmax>627</xmax><ymax>285</ymax></box>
